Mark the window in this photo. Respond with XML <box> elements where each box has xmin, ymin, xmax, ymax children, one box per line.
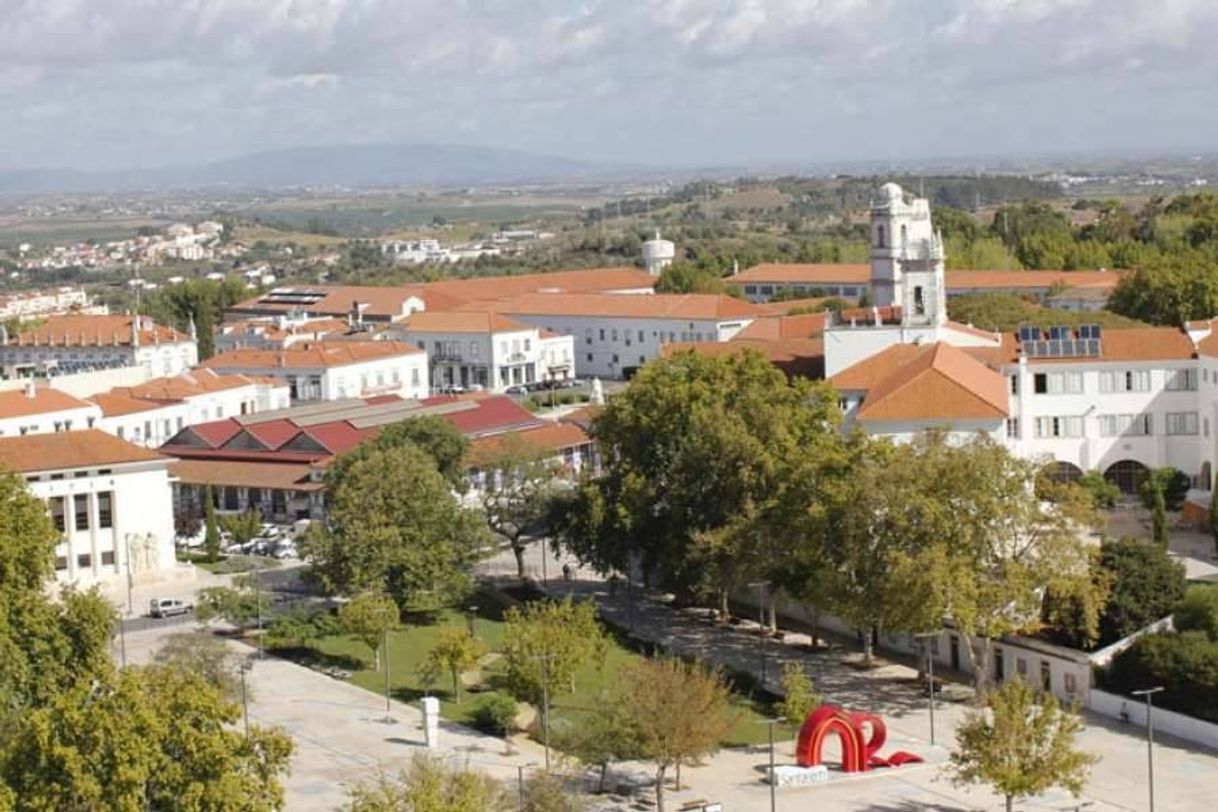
<box><xmin>1006</xmin><ymin>418</ymin><xmax>1020</xmax><ymax>439</ymax></box>
<box><xmin>54</xmin><ymin>555</ymin><xmax>68</xmax><ymax>571</ymax></box>
<box><xmin>1040</xmin><ymin>661</ymin><xmax>1051</xmax><ymax>691</ymax></box>
<box><xmin>524</xmin><ymin>338</ymin><xmax>531</xmax><ymax>351</ymax></box>
<box><xmin>1016</xmin><ymin>658</ymin><xmax>1027</xmax><ymax>675</ymax></box>
<box><xmin>1035</xmin><ymin>372</ymin><xmax>1083</xmax><ymax>395</ymax></box>
<box><xmin>598</xmin><ymin>329</ymin><xmax>605</xmax><ymax>341</ymax></box>
<box><xmin>1010</xmin><ymin>375</ymin><xmax>1019</xmax><ymax>395</ymax></box>
<box><xmin>638</xmin><ymin>330</ymin><xmax>645</xmax><ymax>342</ymax></box>
<box><xmin>1099</xmin><ymin>369</ymin><xmax>1151</xmax><ymax>393</ymax></box>
<box><xmin>584</xmin><ymin>329</ymin><xmax>592</xmax><ymax>345</ymax></box>
<box><xmin>1034</xmin><ymin>373</ymin><xmax>1047</xmax><ymax>394</ymax></box>
<box><xmin>876</xmin><ymin>224</ymin><xmax>886</xmax><ymax>248</ymax></box>
<box><xmin>97</xmin><ymin>492</ymin><xmax>113</xmax><ymax>529</ymax></box>
<box><xmin>101</xmin><ymin>550</ymin><xmax>115</xmax><ymax>566</ymax></box>
<box><xmin>73</xmin><ymin>494</ymin><xmax>89</xmax><ymax>531</ymax></box>
<box><xmin>1098</xmin><ymin>413</ymin><xmax>1153</xmax><ymax>436</ymax></box>
<box><xmin>586</xmin><ymin>353</ymin><xmax>593</xmax><ymax>363</ymax></box>
<box><xmin>411</xmin><ymin>368</ymin><xmax>420</xmax><ymax>386</ymax></box>
<box><xmin>144</xmin><ymin>420</ymin><xmax>152</xmax><ymax>439</ymax></box>
<box><xmin>116</xmin><ymin>426</ymin><xmax>125</xmax><ymax>439</ymax></box>
<box><xmin>1034</xmin><ymin>416</ymin><xmax>1083</xmax><ymax>438</ymax></box>
<box><xmin>1165</xmin><ymin>368</ymin><xmax>1198</xmax><ymax>391</ymax></box>
<box><xmin>744</xmin><ymin>285</ymin><xmax>757</xmax><ymax>295</ymax></box>
<box><xmin>50</xmin><ymin>497</ymin><xmax>65</xmax><ymax>532</ymax></box>
<box><xmin>77</xmin><ymin>553</ymin><xmax>92</xmax><ymax>569</ymax></box>
<box><xmin>1166</xmin><ymin>412</ymin><xmax>1199</xmax><ymax>435</ymax></box>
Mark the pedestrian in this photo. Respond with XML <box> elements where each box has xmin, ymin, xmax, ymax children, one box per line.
<box><xmin>562</xmin><ymin>563</ymin><xmax>572</xmax><ymax>582</ymax></box>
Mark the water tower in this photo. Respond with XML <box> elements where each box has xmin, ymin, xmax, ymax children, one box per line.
<box><xmin>641</xmin><ymin>230</ymin><xmax>675</xmax><ymax>277</ymax></box>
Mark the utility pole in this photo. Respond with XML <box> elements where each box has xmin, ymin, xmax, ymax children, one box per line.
<box><xmin>914</xmin><ymin>631</ymin><xmax>938</xmax><ymax>746</ymax></box>
<box><xmin>1131</xmin><ymin>686</ymin><xmax>1165</xmax><ymax>812</ymax></box>
<box><xmin>748</xmin><ymin>581</ymin><xmax>768</xmax><ymax>689</ymax></box>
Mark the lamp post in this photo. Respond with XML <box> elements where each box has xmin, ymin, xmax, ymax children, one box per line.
<box><xmin>254</xmin><ymin>565</ymin><xmax>263</xmax><ymax>660</ymax></box>
<box><xmin>241</xmin><ymin>660</ymin><xmax>252</xmax><ymax>736</ymax></box>
<box><xmin>759</xmin><ymin>717</ymin><xmax>784</xmax><ymax>812</ymax></box>
<box><xmin>1131</xmin><ymin>686</ymin><xmax>1164</xmax><ymax>812</ymax></box>
<box><xmin>913</xmin><ymin>631</ymin><xmax>939</xmax><ymax>746</ymax></box>
<box><xmin>466</xmin><ymin>605</ymin><xmax>478</xmax><ymax>637</ymax></box>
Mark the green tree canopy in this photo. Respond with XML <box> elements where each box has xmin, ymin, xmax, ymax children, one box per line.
<box><xmin>329</xmin><ymin>415</ymin><xmax>470</xmax><ymax>489</ymax></box>
<box><xmin>502</xmin><ymin>598</ymin><xmax>607</xmax><ymax>703</ymax></box>
<box><xmin>950</xmin><ymin>678</ymin><xmax>1096</xmax><ymax>812</ymax></box>
<box><xmin>302</xmin><ymin>443</ymin><xmax>488</xmax><ymax>609</ymax></box>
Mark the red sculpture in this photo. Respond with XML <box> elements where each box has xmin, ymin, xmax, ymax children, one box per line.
<box><xmin>795</xmin><ymin>704</ymin><xmax>923</xmax><ymax>772</ymax></box>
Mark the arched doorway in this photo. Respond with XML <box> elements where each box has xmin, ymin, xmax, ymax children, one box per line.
<box><xmin>1044</xmin><ymin>461</ymin><xmax>1084</xmax><ymax>485</ymax></box>
<box><xmin>1104</xmin><ymin>460</ymin><xmax>1150</xmax><ymax>496</ymax></box>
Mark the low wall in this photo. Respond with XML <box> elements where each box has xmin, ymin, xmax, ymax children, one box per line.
<box><xmin>1089</xmin><ymin>688</ymin><xmax>1218</xmax><ymax>751</ymax></box>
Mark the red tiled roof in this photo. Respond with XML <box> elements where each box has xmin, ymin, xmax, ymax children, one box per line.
<box><xmin>730</xmin><ymin>263</ymin><xmax>870</xmax><ymax>285</ymax></box>
<box><xmin>202</xmin><ymin>340</ymin><xmax>422</xmax><ymax>371</ymax></box>
<box><xmin>421</xmin><ymin>394</ymin><xmax>543</xmax><ymax>437</ymax></box>
<box><xmin>0</xmin><ymin>387</ymin><xmax>94</xmax><ymax>419</ymax></box>
<box><xmin>458</xmin><ymin>292</ymin><xmax>761</xmax><ymax>321</ymax></box>
<box><xmin>466</xmin><ymin>422</ymin><xmax>591</xmax><ymax>467</ymax></box>
<box><xmin>0</xmin><ymin>429</ymin><xmax>164</xmax><ymax>472</ymax></box>
<box><xmin>10</xmin><ymin>314</ymin><xmax>189</xmax><ymax>347</ymax></box>
<box><xmin>398</xmin><ymin>311</ymin><xmax>529</xmax><ymax>334</ymax></box>
<box><xmin>168</xmin><ymin>458</ymin><xmax>323</xmax><ymax>491</ymax></box>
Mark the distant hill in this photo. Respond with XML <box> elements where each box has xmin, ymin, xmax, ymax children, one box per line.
<box><xmin>0</xmin><ymin>143</ymin><xmax>639</xmax><ymax>194</ymax></box>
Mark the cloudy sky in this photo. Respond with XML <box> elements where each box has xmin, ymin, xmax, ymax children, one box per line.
<box><xmin>3</xmin><ymin>0</ymin><xmax>1217</xmax><ymax>170</ymax></box>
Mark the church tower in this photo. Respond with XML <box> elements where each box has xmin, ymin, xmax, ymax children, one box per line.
<box><xmin>869</xmin><ymin>182</ymin><xmax>945</xmax><ymax>327</ymax></box>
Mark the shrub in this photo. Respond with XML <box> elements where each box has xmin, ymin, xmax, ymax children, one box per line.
<box><xmin>473</xmin><ymin>694</ymin><xmax>518</xmax><ymax>737</ymax></box>
<box><xmin>1105</xmin><ymin>632</ymin><xmax>1218</xmax><ymax>723</ymax></box>
<box><xmin>1175</xmin><ymin>584</ymin><xmax>1218</xmax><ymax>642</ymax></box>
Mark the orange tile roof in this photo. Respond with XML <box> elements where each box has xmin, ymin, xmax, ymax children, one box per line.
<box><xmin>662</xmin><ymin>339</ymin><xmax>825</xmax><ymax>378</ymax></box>
<box><xmin>8</xmin><ymin>314</ymin><xmax>189</xmax><ymax>347</ymax></box>
<box><xmin>458</xmin><ymin>292</ymin><xmax>761</xmax><ymax>321</ymax></box>
<box><xmin>755</xmin><ymin>297</ymin><xmax>829</xmax><ymax>315</ymax></box>
<box><xmin>944</xmin><ymin>269</ymin><xmax>1123</xmax><ymax>291</ymax></box>
<box><xmin>736</xmin><ymin>313</ymin><xmax>829</xmax><ymax>341</ymax></box>
<box><xmin>426</xmin><ymin>267</ymin><xmax>655</xmax><ymax>301</ymax></box>
<box><xmin>965</xmin><ymin>327</ymin><xmax>1195</xmax><ymax>365</ymax></box>
<box><xmin>229</xmin><ymin>285</ymin><xmax>464</xmax><ymax>321</ymax></box>
<box><xmin>830</xmin><ymin>344</ymin><xmax>924</xmax><ymax>390</ymax></box>
<box><xmin>0</xmin><ymin>429</ymin><xmax>164</xmax><ymax>472</ymax></box>
<box><xmin>398</xmin><ymin>311</ymin><xmax>529</xmax><ymax>334</ymax></box>
<box><xmin>0</xmin><ymin>387</ymin><xmax>94</xmax><ymax>419</ymax></box>
<box><xmin>220</xmin><ymin>317</ymin><xmax>350</xmax><ymax>341</ymax></box>
<box><xmin>126</xmin><ymin>369</ymin><xmax>265</xmax><ymax>401</ymax></box>
<box><xmin>167</xmin><ymin>458</ymin><xmax>323</xmax><ymax>491</ymax></box>
<box><xmin>730</xmin><ymin>263</ymin><xmax>870</xmax><ymax>285</ymax></box>
<box><xmin>88</xmin><ymin>390</ymin><xmax>164</xmax><ymax>417</ymax></box>
<box><xmin>837</xmin><ymin>343</ymin><xmax>1008</xmax><ymax>422</ymax></box>
<box><xmin>202</xmin><ymin>340</ymin><xmax>423</xmax><ymax>371</ymax></box>
<box><xmin>466</xmin><ymin>421</ymin><xmax>590</xmax><ymax>468</ymax></box>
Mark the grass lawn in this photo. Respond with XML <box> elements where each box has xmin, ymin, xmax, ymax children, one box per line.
<box><xmin>177</xmin><ymin>551</ymin><xmax>280</xmax><ymax>574</ymax></box>
<box><xmin>272</xmin><ymin>590</ymin><xmax>784</xmax><ymax>748</ymax></box>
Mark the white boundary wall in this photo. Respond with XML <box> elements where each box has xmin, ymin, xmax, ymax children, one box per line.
<box><xmin>1088</xmin><ymin>689</ymin><xmax>1218</xmax><ymax>751</ymax></box>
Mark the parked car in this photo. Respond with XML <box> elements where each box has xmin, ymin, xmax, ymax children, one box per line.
<box><xmin>272</xmin><ymin>541</ymin><xmax>298</xmax><ymax>560</ymax></box>
<box><xmin>149</xmin><ymin>597</ymin><xmax>193</xmax><ymax>618</ymax></box>
<box><xmin>505</xmin><ymin>384</ymin><xmax>529</xmax><ymax>396</ymax></box>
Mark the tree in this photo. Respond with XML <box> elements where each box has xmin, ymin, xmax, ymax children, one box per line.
<box><xmin>0</xmin><ymin>664</ymin><xmax>293</xmax><ymax>811</ymax></box>
<box><xmin>622</xmin><ymin>658</ymin><xmax>737</xmax><ymax>812</ymax></box>
<box><xmin>1095</xmin><ymin>538</ymin><xmax>1185</xmax><ymax>646</ymax></box>
<box><xmin>1078</xmin><ymin>470</ymin><xmax>1121</xmax><ymax>510</ymax></box>
<box><xmin>654</xmin><ymin>261</ymin><xmax>730</xmax><ymax>295</ymax></box>
<box><xmin>502</xmin><ymin>598</ymin><xmax>607</xmax><ymax>702</ymax></box>
<box><xmin>266</xmin><ymin>605</ymin><xmax>340</xmax><ymax>649</ymax></box>
<box><xmin>175</xmin><ymin>502</ymin><xmax>203</xmax><ymax>541</ymax></box>
<box><xmin>477</xmin><ymin>436</ymin><xmax>562</xmax><ymax>579</ymax></box>
<box><xmin>423</xmin><ymin>628</ymin><xmax>485</xmax><ymax>703</ymax></box>
<box><xmin>328</xmin><ymin>415</ymin><xmax>470</xmax><ymax>489</ymax></box>
<box><xmin>1140</xmin><ymin>467</ymin><xmax>1190</xmax><ymax>512</ymax></box>
<box><xmin>346</xmin><ymin>753</ymin><xmax>502</xmax><ymax>812</ymax></box>
<box><xmin>776</xmin><ymin>663</ymin><xmax>820</xmax><ymax>729</ymax></box>
<box><xmin>154</xmin><ymin>631</ymin><xmax>243</xmax><ymax>700</ymax></box>
<box><xmin>553</xmin><ymin>350</ymin><xmax>840</xmax><ymax>598</ymax></box>
<box><xmin>339</xmin><ymin>592</ymin><xmax>400</xmax><ymax>671</ymax></box>
<box><xmin>898</xmin><ymin>434</ymin><xmax>1108</xmax><ymax>691</ymax></box>
<box><xmin>521</xmin><ymin>771</ymin><xmax>585</xmax><ymax>812</ymax></box>
<box><xmin>553</xmin><ymin>691</ymin><xmax>644</xmax><ymax>793</ymax></box>
<box><xmin>223</xmin><ymin>508</ymin><xmax>263</xmax><ymax>551</ymax></box>
<box><xmin>1175</xmin><ymin>584</ymin><xmax>1218</xmax><ymax>641</ymax></box>
<box><xmin>302</xmin><ymin>443</ymin><xmax>488</xmax><ymax>609</ymax></box>
<box><xmin>203</xmin><ymin>483</ymin><xmax>221</xmax><ymax>562</ymax></box>
<box><xmin>1106</xmin><ymin>631</ymin><xmax>1218</xmax><ymax>722</ymax></box>
<box><xmin>1108</xmin><ymin>251</ymin><xmax>1218</xmax><ymax>325</ymax></box>
<box><xmin>950</xmin><ymin>678</ymin><xmax>1096</xmax><ymax>812</ymax></box>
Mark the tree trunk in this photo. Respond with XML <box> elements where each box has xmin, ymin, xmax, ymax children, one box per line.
<box><xmin>512</xmin><ymin>540</ymin><xmax>527</xmax><ymax>580</ymax></box>
<box><xmin>597</xmin><ymin>763</ymin><xmax>608</xmax><ymax>793</ymax></box>
<box><xmin>374</xmin><ymin>644</ymin><xmax>381</xmax><ymax>672</ymax></box>
<box><xmin>861</xmin><ymin>630</ymin><xmax>873</xmax><ymax>667</ymax></box>
<box><xmin>719</xmin><ymin>589</ymin><xmax>730</xmax><ymax>622</ymax></box>
<box><xmin>965</xmin><ymin>634</ymin><xmax>990</xmax><ymax>698</ymax></box>
<box><xmin>452</xmin><ymin>670</ymin><xmax>460</xmax><ymax>703</ymax></box>
<box><xmin>767</xmin><ymin>594</ymin><xmax>778</xmax><ymax>634</ymax></box>
<box><xmin>654</xmin><ymin>765</ymin><xmax>667</xmax><ymax>812</ymax></box>
<box><xmin>674</xmin><ymin>762</ymin><xmax>681</xmax><ymax>791</ymax></box>
<box><xmin>1005</xmin><ymin>794</ymin><xmax>1013</xmax><ymax>812</ymax></box>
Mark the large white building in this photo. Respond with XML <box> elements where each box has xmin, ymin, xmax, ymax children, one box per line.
<box><xmin>0</xmin><ymin>314</ymin><xmax>199</xmax><ymax>380</ymax></box>
<box><xmin>457</xmin><ymin>293</ymin><xmax>762</xmax><ymax>379</ymax></box>
<box><xmin>389</xmin><ymin>311</ymin><xmax>575</xmax><ymax>392</ymax></box>
<box><xmin>0</xmin><ymin>430</ymin><xmax>181</xmax><ymax>588</ymax></box>
<box><xmin>202</xmin><ymin>340</ymin><xmax>429</xmax><ymax>402</ymax></box>
<box><xmin>826</xmin><ymin>183</ymin><xmax>1218</xmax><ymax>506</ymax></box>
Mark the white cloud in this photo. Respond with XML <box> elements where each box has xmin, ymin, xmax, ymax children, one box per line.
<box><xmin>0</xmin><ymin>0</ymin><xmax>1215</xmax><ymax>168</ymax></box>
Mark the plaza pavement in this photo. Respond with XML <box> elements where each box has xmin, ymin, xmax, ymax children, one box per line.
<box><xmin>107</xmin><ymin>544</ymin><xmax>1215</xmax><ymax>811</ymax></box>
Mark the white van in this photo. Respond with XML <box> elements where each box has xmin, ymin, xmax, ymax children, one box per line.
<box><xmin>149</xmin><ymin>597</ymin><xmax>193</xmax><ymax>618</ymax></box>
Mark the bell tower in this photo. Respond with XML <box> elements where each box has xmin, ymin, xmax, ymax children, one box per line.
<box><xmin>869</xmin><ymin>182</ymin><xmax>940</xmax><ymax>314</ymax></box>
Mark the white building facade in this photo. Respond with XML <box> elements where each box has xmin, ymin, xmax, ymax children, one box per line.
<box><xmin>0</xmin><ymin>430</ymin><xmax>182</xmax><ymax>589</ymax></box>
<box><xmin>0</xmin><ymin>314</ymin><xmax>198</xmax><ymax>380</ymax></box>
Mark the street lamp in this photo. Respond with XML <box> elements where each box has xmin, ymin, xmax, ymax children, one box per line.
<box><xmin>758</xmin><ymin>717</ymin><xmax>784</xmax><ymax>812</ymax></box>
<box><xmin>240</xmin><ymin>659</ymin><xmax>253</xmax><ymax>736</ymax></box>
<box><xmin>913</xmin><ymin>631</ymin><xmax>939</xmax><ymax>746</ymax></box>
<box><xmin>530</xmin><ymin>653</ymin><xmax>556</xmax><ymax>771</ymax></box>
<box><xmin>1131</xmin><ymin>686</ymin><xmax>1165</xmax><ymax>812</ymax></box>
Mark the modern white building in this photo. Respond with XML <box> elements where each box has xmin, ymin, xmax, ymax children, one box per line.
<box><xmin>0</xmin><ymin>430</ymin><xmax>181</xmax><ymax>588</ymax></box>
<box><xmin>826</xmin><ymin>183</ymin><xmax>1218</xmax><ymax>504</ymax></box>
<box><xmin>0</xmin><ymin>314</ymin><xmax>199</xmax><ymax>380</ymax></box>
<box><xmin>457</xmin><ymin>293</ymin><xmax>762</xmax><ymax>379</ymax></box>
<box><xmin>0</xmin><ymin>384</ymin><xmax>103</xmax><ymax>438</ymax></box>
<box><xmin>202</xmin><ymin>340</ymin><xmax>429</xmax><ymax>402</ymax></box>
<box><xmin>389</xmin><ymin>311</ymin><xmax>575</xmax><ymax>391</ymax></box>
